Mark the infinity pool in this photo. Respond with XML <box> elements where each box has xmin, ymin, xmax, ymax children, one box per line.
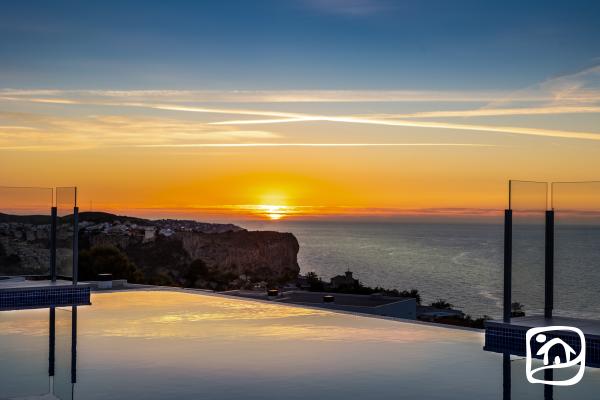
<box><xmin>1</xmin><ymin>290</ymin><xmax>599</xmax><ymax>399</ymax></box>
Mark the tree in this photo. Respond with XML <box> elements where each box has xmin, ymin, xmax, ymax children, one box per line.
<box><xmin>399</xmin><ymin>289</ymin><xmax>421</xmax><ymax>304</ymax></box>
<box><xmin>306</xmin><ymin>271</ymin><xmax>325</xmax><ymax>291</ymax></box>
<box><xmin>147</xmin><ymin>273</ymin><xmax>175</xmax><ymax>286</ymax></box>
<box><xmin>431</xmin><ymin>298</ymin><xmax>453</xmax><ymax>309</ymax></box>
<box><xmin>79</xmin><ymin>245</ymin><xmax>143</xmax><ymax>282</ymax></box>
<box><xmin>183</xmin><ymin>258</ymin><xmax>208</xmax><ymax>287</ymax></box>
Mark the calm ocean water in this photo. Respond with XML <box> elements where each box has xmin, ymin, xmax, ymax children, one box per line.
<box><xmin>242</xmin><ymin>220</ymin><xmax>600</xmax><ymax>319</ymax></box>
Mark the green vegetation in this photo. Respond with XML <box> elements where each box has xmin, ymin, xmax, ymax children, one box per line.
<box><xmin>147</xmin><ymin>273</ymin><xmax>176</xmax><ymax>286</ymax></box>
<box><xmin>304</xmin><ymin>272</ymin><xmax>422</xmax><ymax>304</ymax></box>
<box><xmin>305</xmin><ymin>271</ymin><xmax>325</xmax><ymax>290</ymax></box>
<box><xmin>0</xmin><ymin>242</ymin><xmax>22</xmax><ymax>275</ymax></box>
<box><xmin>433</xmin><ymin>314</ymin><xmax>492</xmax><ymax>329</ymax></box>
<box><xmin>430</xmin><ymin>299</ymin><xmax>453</xmax><ymax>309</ymax></box>
<box><xmin>424</xmin><ymin>298</ymin><xmax>491</xmax><ymax>329</ymax></box>
<box><xmin>183</xmin><ymin>259</ymin><xmax>209</xmax><ymax>287</ymax></box>
<box><xmin>186</xmin><ymin>261</ymin><xmax>238</xmax><ymax>291</ymax></box>
<box><xmin>79</xmin><ymin>240</ymin><xmax>251</xmax><ymax>291</ymax></box>
<box><xmin>79</xmin><ymin>245</ymin><xmax>143</xmax><ymax>283</ymax></box>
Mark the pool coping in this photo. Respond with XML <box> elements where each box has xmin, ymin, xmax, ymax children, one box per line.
<box><xmin>89</xmin><ymin>285</ymin><xmax>485</xmax><ymax>334</ymax></box>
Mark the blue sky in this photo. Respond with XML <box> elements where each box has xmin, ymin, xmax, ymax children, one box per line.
<box><xmin>1</xmin><ymin>0</ymin><xmax>600</xmax><ymax>217</ymax></box>
<box><xmin>2</xmin><ymin>0</ymin><xmax>600</xmax><ymax>90</ymax></box>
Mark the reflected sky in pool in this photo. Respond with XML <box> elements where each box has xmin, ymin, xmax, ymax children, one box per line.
<box><xmin>1</xmin><ymin>290</ymin><xmax>599</xmax><ymax>399</ymax></box>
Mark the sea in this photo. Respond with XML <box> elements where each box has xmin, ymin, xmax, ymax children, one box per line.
<box><xmin>242</xmin><ymin>220</ymin><xmax>600</xmax><ymax>319</ymax></box>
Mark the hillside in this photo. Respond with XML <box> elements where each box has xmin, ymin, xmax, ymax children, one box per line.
<box><xmin>0</xmin><ymin>212</ymin><xmax>300</xmax><ymax>288</ymax></box>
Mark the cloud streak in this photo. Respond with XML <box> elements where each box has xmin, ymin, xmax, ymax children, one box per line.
<box><xmin>484</xmin><ymin>64</ymin><xmax>600</xmax><ymax>109</ymax></box>
<box><xmin>366</xmin><ymin>106</ymin><xmax>600</xmax><ymax>119</ymax></box>
<box><xmin>0</xmin><ymin>89</ymin><xmax>559</xmax><ymax>103</ymax></box>
<box><xmin>300</xmin><ymin>0</ymin><xmax>394</xmax><ymax>16</ymax></box>
<box><xmin>201</xmin><ymin>109</ymin><xmax>600</xmax><ymax>141</ymax></box>
<box><xmin>17</xmin><ymin>97</ymin><xmax>583</xmax><ymax>141</ymax></box>
<box><xmin>2</xmin><ymin>68</ymin><xmax>600</xmax><ymax>147</ymax></box>
<box><xmin>5</xmin><ymin>97</ymin><xmax>600</xmax><ymax>142</ymax></box>
<box><xmin>0</xmin><ymin>108</ymin><xmax>498</xmax><ymax>151</ymax></box>
<box><xmin>0</xmin><ymin>112</ymin><xmax>280</xmax><ymax>151</ymax></box>
<box><xmin>135</xmin><ymin>143</ymin><xmax>495</xmax><ymax>148</ymax></box>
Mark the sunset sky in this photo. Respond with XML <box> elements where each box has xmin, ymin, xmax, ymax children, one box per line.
<box><xmin>1</xmin><ymin>1</ymin><xmax>600</xmax><ymax>221</ymax></box>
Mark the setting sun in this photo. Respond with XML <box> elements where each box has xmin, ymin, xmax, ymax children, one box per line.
<box><xmin>259</xmin><ymin>204</ymin><xmax>288</xmax><ymax>220</ymax></box>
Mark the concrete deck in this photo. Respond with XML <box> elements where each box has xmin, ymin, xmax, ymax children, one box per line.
<box><xmin>0</xmin><ymin>277</ymin><xmax>78</xmax><ymax>289</ymax></box>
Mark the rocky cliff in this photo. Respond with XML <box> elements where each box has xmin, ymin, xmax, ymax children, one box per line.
<box><xmin>177</xmin><ymin>230</ymin><xmax>299</xmax><ymax>283</ymax></box>
<box><xmin>1</xmin><ymin>212</ymin><xmax>300</xmax><ymax>288</ymax></box>
<box><xmin>0</xmin><ymin>216</ymin><xmax>72</xmax><ymax>276</ymax></box>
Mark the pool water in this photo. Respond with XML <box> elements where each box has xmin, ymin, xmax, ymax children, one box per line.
<box><xmin>1</xmin><ymin>290</ymin><xmax>599</xmax><ymax>399</ymax></box>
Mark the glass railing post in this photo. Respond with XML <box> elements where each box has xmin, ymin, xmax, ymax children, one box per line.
<box><xmin>72</xmin><ymin>206</ymin><xmax>79</xmax><ymax>285</ymax></box>
<box><xmin>503</xmin><ymin>209</ymin><xmax>512</xmax><ymax>323</ymax></box>
<box><xmin>49</xmin><ymin>306</ymin><xmax>55</xmax><ymax>377</ymax></box>
<box><xmin>502</xmin><ymin>352</ymin><xmax>511</xmax><ymax>400</ymax></box>
<box><xmin>544</xmin><ymin>210</ymin><xmax>554</xmax><ymax>319</ymax></box>
<box><xmin>50</xmin><ymin>206</ymin><xmax>57</xmax><ymax>282</ymax></box>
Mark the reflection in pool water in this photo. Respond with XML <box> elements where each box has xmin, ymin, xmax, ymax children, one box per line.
<box><xmin>1</xmin><ymin>291</ymin><xmax>599</xmax><ymax>399</ymax></box>
<box><xmin>0</xmin><ymin>305</ymin><xmax>78</xmax><ymax>400</ymax></box>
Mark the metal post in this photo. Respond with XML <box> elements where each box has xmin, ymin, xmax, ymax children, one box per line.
<box><xmin>545</xmin><ymin>210</ymin><xmax>554</xmax><ymax>319</ymax></box>
<box><xmin>544</xmin><ymin>369</ymin><xmax>554</xmax><ymax>399</ymax></box>
<box><xmin>72</xmin><ymin>206</ymin><xmax>79</xmax><ymax>285</ymax></box>
<box><xmin>71</xmin><ymin>306</ymin><xmax>77</xmax><ymax>384</ymax></box>
<box><xmin>503</xmin><ymin>352</ymin><xmax>511</xmax><ymax>400</ymax></box>
<box><xmin>504</xmin><ymin>209</ymin><xmax>513</xmax><ymax>323</ymax></box>
<box><xmin>49</xmin><ymin>307</ymin><xmax>55</xmax><ymax>377</ymax></box>
<box><xmin>50</xmin><ymin>207</ymin><xmax>57</xmax><ymax>282</ymax></box>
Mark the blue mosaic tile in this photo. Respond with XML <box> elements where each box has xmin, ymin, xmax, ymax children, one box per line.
<box><xmin>0</xmin><ymin>285</ymin><xmax>90</xmax><ymax>310</ymax></box>
<box><xmin>484</xmin><ymin>324</ymin><xmax>600</xmax><ymax>367</ymax></box>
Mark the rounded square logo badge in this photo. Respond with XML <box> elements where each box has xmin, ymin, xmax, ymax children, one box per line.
<box><xmin>525</xmin><ymin>326</ymin><xmax>586</xmax><ymax>386</ymax></box>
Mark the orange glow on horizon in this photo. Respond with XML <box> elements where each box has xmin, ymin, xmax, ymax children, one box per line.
<box><xmin>259</xmin><ymin>205</ymin><xmax>288</xmax><ymax>220</ymax></box>
<box><xmin>2</xmin><ymin>112</ymin><xmax>600</xmax><ymax>220</ymax></box>
<box><xmin>64</xmin><ymin>204</ymin><xmax>507</xmax><ymax>223</ymax></box>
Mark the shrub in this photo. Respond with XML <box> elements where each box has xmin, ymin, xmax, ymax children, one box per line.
<box><xmin>183</xmin><ymin>259</ymin><xmax>209</xmax><ymax>287</ymax></box>
<box><xmin>431</xmin><ymin>299</ymin><xmax>453</xmax><ymax>309</ymax></box>
<box><xmin>79</xmin><ymin>245</ymin><xmax>143</xmax><ymax>282</ymax></box>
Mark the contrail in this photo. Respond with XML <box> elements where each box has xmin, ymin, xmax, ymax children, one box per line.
<box><xmin>117</xmin><ymin>102</ymin><xmax>600</xmax><ymax>141</ymax></box>
<box><xmin>366</xmin><ymin>106</ymin><xmax>600</xmax><ymax>119</ymax></box>
<box><xmin>135</xmin><ymin>143</ymin><xmax>495</xmax><ymax>148</ymax></box>
<box><xmin>3</xmin><ymin>96</ymin><xmax>600</xmax><ymax>141</ymax></box>
<box><xmin>209</xmin><ymin>114</ymin><xmax>600</xmax><ymax>141</ymax></box>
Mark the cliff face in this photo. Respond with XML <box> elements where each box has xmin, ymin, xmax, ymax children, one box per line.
<box><xmin>83</xmin><ymin>229</ymin><xmax>300</xmax><ymax>285</ymax></box>
<box><xmin>77</xmin><ymin>213</ymin><xmax>300</xmax><ymax>286</ymax></box>
<box><xmin>0</xmin><ymin>220</ymin><xmax>73</xmax><ymax>276</ymax></box>
<box><xmin>177</xmin><ymin>230</ymin><xmax>300</xmax><ymax>283</ymax></box>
